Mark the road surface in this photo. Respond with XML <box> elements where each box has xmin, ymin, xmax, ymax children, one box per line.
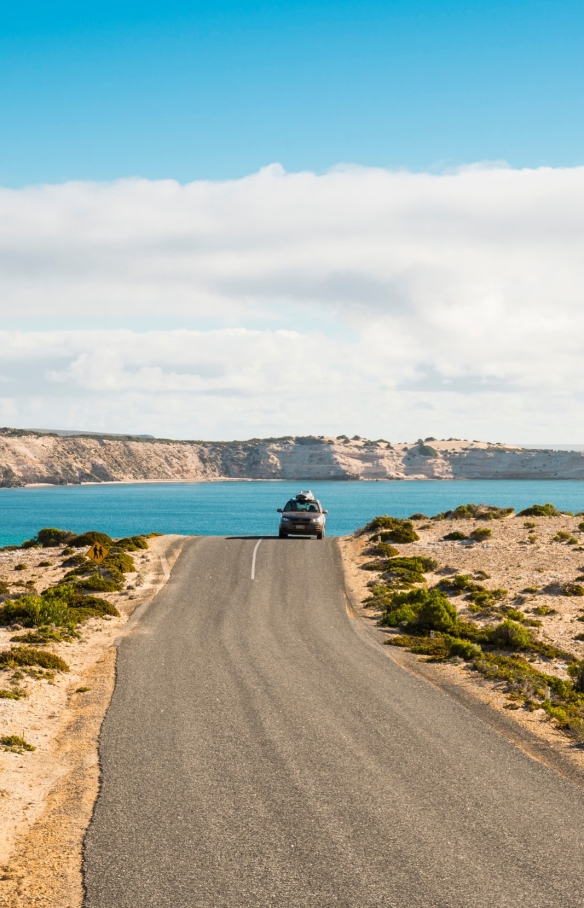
<box><xmin>84</xmin><ymin>537</ymin><xmax>584</xmax><ymax>907</ymax></box>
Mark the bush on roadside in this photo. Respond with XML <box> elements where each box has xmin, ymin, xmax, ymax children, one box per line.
<box><xmin>443</xmin><ymin>531</ymin><xmax>467</xmax><ymax>541</ymax></box>
<box><xmin>470</xmin><ymin>527</ymin><xmax>492</xmax><ymax>541</ymax></box>
<box><xmin>0</xmin><ymin>646</ymin><xmax>69</xmax><ymax>672</ymax></box>
<box><xmin>518</xmin><ymin>503</ymin><xmax>561</xmax><ymax>517</ymax></box>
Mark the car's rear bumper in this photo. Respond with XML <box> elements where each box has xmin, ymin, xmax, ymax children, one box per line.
<box><xmin>279</xmin><ymin>522</ymin><xmax>324</xmax><ymax>536</ymax></box>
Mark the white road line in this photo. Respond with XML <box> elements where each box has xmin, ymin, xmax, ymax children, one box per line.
<box><xmin>251</xmin><ymin>539</ymin><xmax>262</xmax><ymax>580</ymax></box>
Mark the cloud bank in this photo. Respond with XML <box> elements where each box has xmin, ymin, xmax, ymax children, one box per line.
<box><xmin>1</xmin><ymin>163</ymin><xmax>583</xmax><ymax>439</ymax></box>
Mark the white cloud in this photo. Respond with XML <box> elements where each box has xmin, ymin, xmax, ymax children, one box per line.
<box><xmin>1</xmin><ymin>163</ymin><xmax>584</xmax><ymax>439</ymax></box>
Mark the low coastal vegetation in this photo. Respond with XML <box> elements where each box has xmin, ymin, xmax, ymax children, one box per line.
<box><xmin>0</xmin><ymin>527</ymin><xmax>156</xmax><ymax>709</ymax></box>
<box><xmin>358</xmin><ymin>504</ymin><xmax>584</xmax><ymax>745</ymax></box>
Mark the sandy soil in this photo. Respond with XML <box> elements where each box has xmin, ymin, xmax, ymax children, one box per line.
<box><xmin>339</xmin><ymin>512</ymin><xmax>584</xmax><ymax>776</ymax></box>
<box><xmin>0</xmin><ymin>534</ymin><xmax>188</xmax><ymax>907</ymax></box>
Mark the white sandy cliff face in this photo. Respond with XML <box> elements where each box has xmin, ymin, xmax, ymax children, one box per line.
<box><xmin>2</xmin><ymin>433</ymin><xmax>584</xmax><ymax>486</ymax></box>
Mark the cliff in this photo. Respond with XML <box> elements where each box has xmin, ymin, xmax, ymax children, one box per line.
<box><xmin>1</xmin><ymin>431</ymin><xmax>583</xmax><ymax>486</ymax></box>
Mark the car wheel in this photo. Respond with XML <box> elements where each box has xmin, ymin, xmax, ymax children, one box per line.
<box><xmin>279</xmin><ymin>531</ymin><xmax>288</xmax><ymax>538</ymax></box>
<box><xmin>316</xmin><ymin>532</ymin><xmax>323</xmax><ymax>540</ymax></box>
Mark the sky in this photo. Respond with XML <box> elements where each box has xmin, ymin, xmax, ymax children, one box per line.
<box><xmin>1</xmin><ymin>1</ymin><xmax>584</xmax><ymax>441</ymax></box>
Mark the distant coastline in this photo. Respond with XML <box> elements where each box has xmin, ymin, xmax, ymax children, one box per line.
<box><xmin>3</xmin><ymin>429</ymin><xmax>584</xmax><ymax>487</ymax></box>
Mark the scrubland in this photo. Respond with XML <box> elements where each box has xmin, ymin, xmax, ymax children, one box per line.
<box><xmin>341</xmin><ymin>503</ymin><xmax>584</xmax><ymax>770</ymax></box>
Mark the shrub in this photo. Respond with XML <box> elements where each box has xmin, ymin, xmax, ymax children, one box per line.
<box><xmin>447</xmin><ymin>638</ymin><xmax>482</xmax><ymax>660</ymax></box>
<box><xmin>470</xmin><ymin>527</ymin><xmax>492</xmax><ymax>541</ymax></box>
<box><xmin>552</xmin><ymin>532</ymin><xmax>578</xmax><ymax>544</ymax></box>
<box><xmin>0</xmin><ymin>585</ymin><xmax>119</xmax><ymax>628</ymax></box>
<box><xmin>434</xmin><ymin>503</ymin><xmax>513</xmax><ymax>521</ymax></box>
<box><xmin>578</xmin><ymin>522</ymin><xmax>584</xmax><ymax>533</ymax></box>
<box><xmin>0</xmin><ymin>581</ymin><xmax>9</xmax><ymax>595</ymax></box>
<box><xmin>364</xmin><ymin>515</ymin><xmax>420</xmax><ymax>544</ymax></box>
<box><xmin>379</xmin><ymin>587</ymin><xmax>458</xmax><ymax>633</ymax></box>
<box><xmin>0</xmin><ymin>594</ymin><xmax>70</xmax><ymax>628</ymax></box>
<box><xmin>371</xmin><ymin>543</ymin><xmax>400</xmax><ymax>558</ymax></box>
<box><xmin>518</xmin><ymin>503</ymin><xmax>561</xmax><ymax>517</ymax></box>
<box><xmin>438</xmin><ymin>574</ymin><xmax>475</xmax><ymax>593</ymax></box>
<box><xmin>115</xmin><ymin>535</ymin><xmax>149</xmax><ymax>551</ymax></box>
<box><xmin>103</xmin><ymin>551</ymin><xmax>136</xmax><ymax>573</ymax></box>
<box><xmin>69</xmin><ymin>531</ymin><xmax>113</xmax><ymax>548</ymax></box>
<box><xmin>409</xmin><ymin>513</ymin><xmax>428</xmax><ymax>521</ymax></box>
<box><xmin>0</xmin><ymin>688</ymin><xmax>27</xmax><ymax>700</ymax></box>
<box><xmin>415</xmin><ymin>591</ymin><xmax>459</xmax><ymax>632</ymax></box>
<box><xmin>489</xmin><ymin>620</ymin><xmax>533</xmax><ymax>650</ymax></box>
<box><xmin>37</xmin><ymin>560</ymin><xmax>51</xmax><ymax>567</ymax></box>
<box><xmin>0</xmin><ymin>646</ymin><xmax>69</xmax><ymax>672</ymax></box>
<box><xmin>1</xmin><ymin>734</ymin><xmax>35</xmax><ymax>752</ymax></box>
<box><xmin>443</xmin><ymin>531</ymin><xmax>467</xmax><ymax>541</ymax></box>
<box><xmin>417</xmin><ymin>444</ymin><xmax>438</xmax><ymax>457</ymax></box>
<box><xmin>567</xmin><ymin>661</ymin><xmax>584</xmax><ymax>694</ymax></box>
<box><xmin>37</xmin><ymin>527</ymin><xmax>75</xmax><ymax>547</ymax></box>
<box><xmin>14</xmin><ymin>563</ymin><xmax>27</xmax><ymax>571</ymax></box>
<box><xmin>523</xmin><ymin>522</ymin><xmax>537</xmax><ymax>529</ymax></box>
<box><xmin>563</xmin><ymin>583</ymin><xmax>584</xmax><ymax>597</ymax></box>
<box><xmin>78</xmin><ymin>573</ymin><xmax>123</xmax><ymax>592</ymax></box>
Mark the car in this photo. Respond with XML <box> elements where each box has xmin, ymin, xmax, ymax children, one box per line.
<box><xmin>277</xmin><ymin>490</ymin><xmax>328</xmax><ymax>539</ymax></box>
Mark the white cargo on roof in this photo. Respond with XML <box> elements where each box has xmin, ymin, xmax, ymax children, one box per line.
<box><xmin>296</xmin><ymin>490</ymin><xmax>315</xmax><ymax>501</ymax></box>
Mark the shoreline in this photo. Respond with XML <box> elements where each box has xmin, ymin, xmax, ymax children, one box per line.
<box><xmin>3</xmin><ymin>475</ymin><xmax>584</xmax><ymax>491</ymax></box>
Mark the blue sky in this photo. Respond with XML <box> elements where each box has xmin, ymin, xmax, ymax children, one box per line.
<box><xmin>1</xmin><ymin>2</ymin><xmax>584</xmax><ymax>441</ymax></box>
<box><xmin>1</xmin><ymin>0</ymin><xmax>583</xmax><ymax>185</ymax></box>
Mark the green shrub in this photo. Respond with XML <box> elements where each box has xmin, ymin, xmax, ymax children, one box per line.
<box><xmin>437</xmin><ymin>574</ymin><xmax>475</xmax><ymax>593</ymax></box>
<box><xmin>447</xmin><ymin>638</ymin><xmax>483</xmax><ymax>660</ymax></box>
<box><xmin>0</xmin><ymin>580</ymin><xmax>9</xmax><ymax>594</ymax></box>
<box><xmin>37</xmin><ymin>527</ymin><xmax>75</xmax><ymax>547</ymax></box>
<box><xmin>69</xmin><ymin>531</ymin><xmax>113</xmax><ymax>548</ymax></box>
<box><xmin>417</xmin><ymin>444</ymin><xmax>438</xmax><ymax>457</ymax></box>
<box><xmin>0</xmin><ymin>646</ymin><xmax>69</xmax><ymax>672</ymax></box>
<box><xmin>365</xmin><ymin>516</ymin><xmax>420</xmax><ymax>543</ymax></box>
<box><xmin>0</xmin><ymin>585</ymin><xmax>119</xmax><ymax>628</ymax></box>
<box><xmin>1</xmin><ymin>734</ymin><xmax>35</xmax><ymax>752</ymax></box>
<box><xmin>443</xmin><ymin>531</ymin><xmax>467</xmax><ymax>541</ymax></box>
<box><xmin>103</xmin><ymin>550</ymin><xmax>136</xmax><ymax>573</ymax></box>
<box><xmin>385</xmin><ymin>524</ymin><xmax>419</xmax><ymax>544</ymax></box>
<box><xmin>37</xmin><ymin>560</ymin><xmax>51</xmax><ymax>567</ymax></box>
<box><xmin>0</xmin><ymin>595</ymin><xmax>70</xmax><ymax>628</ymax></box>
<box><xmin>523</xmin><ymin>522</ymin><xmax>537</xmax><ymax>529</ymax></box>
<box><xmin>567</xmin><ymin>661</ymin><xmax>584</xmax><ymax>694</ymax></box>
<box><xmin>409</xmin><ymin>513</ymin><xmax>428</xmax><ymax>521</ymax></box>
<box><xmin>415</xmin><ymin>590</ymin><xmax>458</xmax><ymax>632</ymax></box>
<box><xmin>578</xmin><ymin>522</ymin><xmax>584</xmax><ymax>533</ymax></box>
<box><xmin>115</xmin><ymin>535</ymin><xmax>149</xmax><ymax>551</ymax></box>
<box><xmin>78</xmin><ymin>573</ymin><xmax>123</xmax><ymax>592</ymax></box>
<box><xmin>14</xmin><ymin>563</ymin><xmax>27</xmax><ymax>571</ymax></box>
<box><xmin>62</xmin><ymin>554</ymin><xmax>88</xmax><ymax>568</ymax></box>
<box><xmin>371</xmin><ymin>543</ymin><xmax>399</xmax><ymax>558</ymax></box>
<box><xmin>434</xmin><ymin>504</ymin><xmax>513</xmax><ymax>521</ymax></box>
<box><xmin>518</xmin><ymin>503</ymin><xmax>561</xmax><ymax>517</ymax></box>
<box><xmin>379</xmin><ymin>587</ymin><xmax>458</xmax><ymax>633</ymax></box>
<box><xmin>563</xmin><ymin>583</ymin><xmax>584</xmax><ymax>597</ymax></box>
<box><xmin>489</xmin><ymin>620</ymin><xmax>533</xmax><ymax>650</ymax></box>
<box><xmin>0</xmin><ymin>688</ymin><xmax>27</xmax><ymax>700</ymax></box>
<box><xmin>470</xmin><ymin>527</ymin><xmax>492</xmax><ymax>541</ymax></box>
<box><xmin>553</xmin><ymin>531</ymin><xmax>578</xmax><ymax>544</ymax></box>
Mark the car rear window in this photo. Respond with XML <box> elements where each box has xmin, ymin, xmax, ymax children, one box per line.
<box><xmin>284</xmin><ymin>500</ymin><xmax>320</xmax><ymax>512</ymax></box>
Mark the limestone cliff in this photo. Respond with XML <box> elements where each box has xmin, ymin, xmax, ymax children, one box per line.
<box><xmin>1</xmin><ymin>431</ymin><xmax>583</xmax><ymax>486</ymax></box>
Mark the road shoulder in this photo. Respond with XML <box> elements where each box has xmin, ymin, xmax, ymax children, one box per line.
<box><xmin>0</xmin><ymin>534</ymin><xmax>188</xmax><ymax>908</ymax></box>
<box><xmin>337</xmin><ymin>534</ymin><xmax>584</xmax><ymax>789</ymax></box>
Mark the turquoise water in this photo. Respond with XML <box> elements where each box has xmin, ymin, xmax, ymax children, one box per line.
<box><xmin>2</xmin><ymin>480</ymin><xmax>584</xmax><ymax>546</ymax></box>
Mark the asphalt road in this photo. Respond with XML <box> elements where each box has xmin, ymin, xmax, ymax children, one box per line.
<box><xmin>84</xmin><ymin>537</ymin><xmax>584</xmax><ymax>907</ymax></box>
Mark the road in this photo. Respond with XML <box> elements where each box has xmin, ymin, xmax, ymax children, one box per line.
<box><xmin>84</xmin><ymin>537</ymin><xmax>584</xmax><ymax>907</ymax></box>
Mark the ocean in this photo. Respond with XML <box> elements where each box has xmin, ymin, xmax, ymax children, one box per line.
<box><xmin>2</xmin><ymin>479</ymin><xmax>584</xmax><ymax>546</ymax></box>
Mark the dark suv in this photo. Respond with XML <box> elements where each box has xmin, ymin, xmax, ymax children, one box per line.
<box><xmin>277</xmin><ymin>490</ymin><xmax>327</xmax><ymax>539</ymax></box>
